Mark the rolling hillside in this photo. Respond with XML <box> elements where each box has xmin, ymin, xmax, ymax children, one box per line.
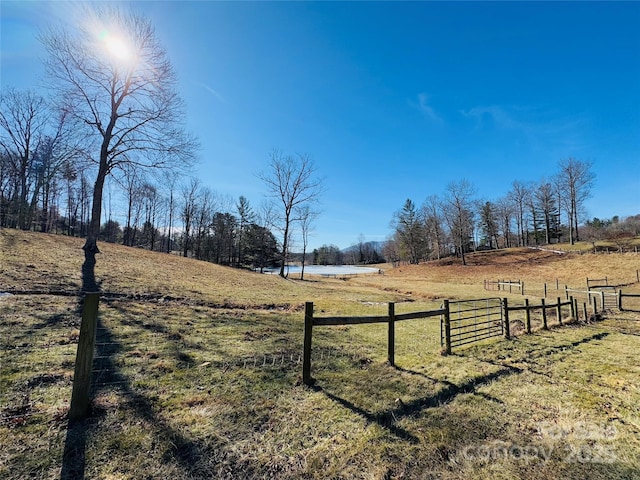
<box><xmin>1</xmin><ymin>229</ymin><xmax>639</xmax><ymax>480</ymax></box>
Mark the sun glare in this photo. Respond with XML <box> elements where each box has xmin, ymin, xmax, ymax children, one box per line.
<box><xmin>99</xmin><ymin>30</ymin><xmax>133</xmax><ymax>65</ymax></box>
<box><xmin>105</xmin><ymin>36</ymin><xmax>130</xmax><ymax>61</ymax></box>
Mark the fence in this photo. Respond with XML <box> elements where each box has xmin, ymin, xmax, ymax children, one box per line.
<box><xmin>503</xmin><ymin>296</ymin><xmax>575</xmax><ymax>334</ymax></box>
<box><xmin>485</xmin><ymin>271</ymin><xmax>640</xmax><ymax>300</ymax></box>
<box><xmin>564</xmin><ymin>287</ymin><xmax>619</xmax><ymax>313</ymax></box>
<box><xmin>1</xmin><ymin>292</ymin><xmax>320</xmax><ymax>426</ymax></box>
<box><xmin>0</xmin><ymin>294</ymin><xmax>80</xmax><ymax>428</ymax></box>
<box><xmin>3</xmin><ymin>288</ymin><xmax>631</xmax><ymax>427</ymax></box>
<box><xmin>484</xmin><ymin>279</ymin><xmax>524</xmax><ymax>294</ymax></box>
<box><xmin>302</xmin><ymin>301</ymin><xmax>447</xmax><ymax>385</ymax></box>
<box><xmin>619</xmin><ymin>291</ymin><xmax>640</xmax><ymax>311</ymax></box>
<box><xmin>442</xmin><ymin>298</ymin><xmax>504</xmax><ymax>349</ymax></box>
<box><xmin>302</xmin><ymin>295</ymin><xmax>583</xmax><ymax>384</ymax></box>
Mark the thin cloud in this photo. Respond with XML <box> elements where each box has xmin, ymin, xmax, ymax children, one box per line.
<box><xmin>462</xmin><ymin>105</ymin><xmax>522</xmax><ymax>130</ymax></box>
<box><xmin>461</xmin><ymin>104</ymin><xmax>591</xmax><ymax>153</ymax></box>
<box><xmin>198</xmin><ymin>82</ymin><xmax>226</xmax><ymax>103</ymax></box>
<box><xmin>412</xmin><ymin>92</ymin><xmax>442</xmax><ymax>123</ymax></box>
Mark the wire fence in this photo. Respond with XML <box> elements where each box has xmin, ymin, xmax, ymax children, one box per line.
<box><xmin>3</xmin><ymin>269</ymin><xmax>639</xmax><ymax>426</ymax></box>
<box><xmin>1</xmin><ymin>293</ymin><xmax>375</xmax><ymax>427</ymax></box>
<box><xmin>483</xmin><ymin>271</ymin><xmax>640</xmax><ymax>306</ymax></box>
<box><xmin>0</xmin><ymin>295</ymin><xmax>79</xmax><ymax>427</ymax></box>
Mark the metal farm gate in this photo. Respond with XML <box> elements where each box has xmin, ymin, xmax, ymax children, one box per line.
<box><xmin>441</xmin><ymin>298</ymin><xmax>504</xmax><ymax>349</ymax></box>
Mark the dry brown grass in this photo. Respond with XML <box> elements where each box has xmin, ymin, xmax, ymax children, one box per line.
<box><xmin>349</xmin><ymin>248</ymin><xmax>640</xmax><ymax>304</ymax></box>
<box><xmin>1</xmin><ymin>229</ymin><xmax>640</xmax><ymax>480</ymax></box>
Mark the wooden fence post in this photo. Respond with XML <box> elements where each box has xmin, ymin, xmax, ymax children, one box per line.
<box><xmin>592</xmin><ymin>295</ymin><xmax>598</xmax><ymax>316</ymax></box>
<box><xmin>600</xmin><ymin>291</ymin><xmax>605</xmax><ymax>311</ymax></box>
<box><xmin>443</xmin><ymin>300</ymin><xmax>451</xmax><ymax>355</ymax></box>
<box><xmin>570</xmin><ymin>296</ymin><xmax>575</xmax><ymax>320</ymax></box>
<box><xmin>541</xmin><ymin>299</ymin><xmax>548</xmax><ymax>330</ymax></box>
<box><xmin>525</xmin><ymin>298</ymin><xmax>531</xmax><ymax>334</ymax></box>
<box><xmin>583</xmin><ymin>302</ymin><xmax>588</xmax><ymax>321</ymax></box>
<box><xmin>388</xmin><ymin>302</ymin><xmax>395</xmax><ymax>367</ymax></box>
<box><xmin>69</xmin><ymin>292</ymin><xmax>100</xmax><ymax>421</ymax></box>
<box><xmin>544</xmin><ymin>283</ymin><xmax>547</xmax><ymax>298</ymax></box>
<box><xmin>556</xmin><ymin>297</ymin><xmax>562</xmax><ymax>326</ymax></box>
<box><xmin>618</xmin><ymin>290</ymin><xmax>623</xmax><ymax>311</ymax></box>
<box><xmin>521</xmin><ymin>281</ymin><xmax>525</xmax><ymax>295</ymax></box>
<box><xmin>502</xmin><ymin>298</ymin><xmax>510</xmax><ymax>339</ymax></box>
<box><xmin>303</xmin><ymin>302</ymin><xmax>314</xmax><ymax>386</ymax></box>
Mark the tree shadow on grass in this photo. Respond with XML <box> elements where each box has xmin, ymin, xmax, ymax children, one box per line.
<box><xmin>59</xmin><ymin>306</ymin><xmax>238</xmax><ymax>480</ymax></box>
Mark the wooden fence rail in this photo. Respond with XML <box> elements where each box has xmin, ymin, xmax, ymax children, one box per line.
<box><xmin>618</xmin><ymin>291</ymin><xmax>640</xmax><ymax>311</ymax></box>
<box><xmin>504</xmin><ymin>296</ymin><xmax>574</xmax><ymax>333</ymax></box>
<box><xmin>565</xmin><ymin>287</ymin><xmax>619</xmax><ymax>312</ymax></box>
<box><xmin>303</xmin><ymin>301</ymin><xmax>447</xmax><ymax>385</ymax></box>
<box><xmin>484</xmin><ymin>279</ymin><xmax>524</xmax><ymax>294</ymax></box>
<box><xmin>303</xmin><ymin>295</ymin><xmax>579</xmax><ymax>385</ymax></box>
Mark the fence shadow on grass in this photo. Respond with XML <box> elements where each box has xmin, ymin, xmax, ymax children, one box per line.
<box><xmin>311</xmin><ymin>362</ymin><xmax>522</xmax><ymax>445</ymax></box>
<box><xmin>311</xmin><ymin>330</ymin><xmax>615</xmax><ymax>447</ymax></box>
<box><xmin>60</xmin><ymin>415</ymin><xmax>93</xmax><ymax>479</ymax></box>
<box><xmin>311</xmin><ymin>384</ymin><xmax>420</xmax><ymax>443</ymax></box>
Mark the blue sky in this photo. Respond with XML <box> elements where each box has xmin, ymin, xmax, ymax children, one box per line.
<box><xmin>2</xmin><ymin>1</ymin><xmax>639</xmax><ymax>250</ymax></box>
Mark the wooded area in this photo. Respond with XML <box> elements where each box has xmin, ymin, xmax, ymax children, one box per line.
<box><xmin>387</xmin><ymin>171</ymin><xmax>640</xmax><ymax>266</ymax></box>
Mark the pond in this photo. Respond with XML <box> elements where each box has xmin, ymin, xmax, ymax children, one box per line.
<box><xmin>263</xmin><ymin>265</ymin><xmax>382</xmax><ymax>276</ymax></box>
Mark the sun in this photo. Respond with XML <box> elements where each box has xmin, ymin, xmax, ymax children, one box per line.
<box><xmin>105</xmin><ymin>35</ymin><xmax>130</xmax><ymax>61</ymax></box>
<box><xmin>99</xmin><ymin>29</ymin><xmax>133</xmax><ymax>66</ymax></box>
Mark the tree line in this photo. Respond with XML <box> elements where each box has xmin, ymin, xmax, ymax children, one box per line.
<box><xmin>0</xmin><ymin>6</ymin><xmax>326</xmax><ymax>280</ymax></box>
<box><xmin>2</xmin><ymin>6</ymin><xmax>637</xmax><ymax>278</ymax></box>
<box><xmin>0</xmin><ymin>95</ymin><xmax>302</xmax><ymax>272</ymax></box>
<box><xmin>387</xmin><ymin>163</ymin><xmax>639</xmax><ymax>266</ymax></box>
<box><xmin>3</xmin><ymin>81</ymin><xmax>637</xmax><ymax>272</ymax></box>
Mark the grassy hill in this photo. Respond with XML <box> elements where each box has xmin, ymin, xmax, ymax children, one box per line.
<box><xmin>1</xmin><ymin>229</ymin><xmax>639</xmax><ymax>479</ymax></box>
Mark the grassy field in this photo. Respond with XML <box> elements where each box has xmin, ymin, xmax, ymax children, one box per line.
<box><xmin>1</xmin><ymin>228</ymin><xmax>640</xmax><ymax>479</ymax></box>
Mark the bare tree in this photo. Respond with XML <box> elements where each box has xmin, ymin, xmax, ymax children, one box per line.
<box><xmin>494</xmin><ymin>196</ymin><xmax>514</xmax><ymax>248</ymax></box>
<box><xmin>297</xmin><ymin>204</ymin><xmax>318</xmax><ymax>280</ymax></box>
<box><xmin>442</xmin><ymin>180</ymin><xmax>476</xmax><ymax>265</ymax></box>
<box><xmin>420</xmin><ymin>195</ymin><xmax>445</xmax><ymax>260</ymax></box>
<box><xmin>555</xmin><ymin>158</ymin><xmax>595</xmax><ymax>244</ymax></box>
<box><xmin>533</xmin><ymin>180</ymin><xmax>559</xmax><ymax>245</ymax></box>
<box><xmin>193</xmin><ymin>187</ymin><xmax>216</xmax><ymax>260</ymax></box>
<box><xmin>258</xmin><ymin>150</ymin><xmax>323</xmax><ymax>277</ymax></box>
<box><xmin>180</xmin><ymin>178</ymin><xmax>200</xmax><ymax>258</ymax></box>
<box><xmin>41</xmin><ymin>5</ymin><xmax>196</xmax><ymax>291</ymax></box>
<box><xmin>0</xmin><ymin>152</ymin><xmax>13</xmax><ymax>227</ymax></box>
<box><xmin>0</xmin><ymin>88</ymin><xmax>48</xmax><ymax>230</ymax></box>
<box><xmin>120</xmin><ymin>168</ymin><xmax>143</xmax><ymax>246</ymax></box>
<box><xmin>161</xmin><ymin>171</ymin><xmax>179</xmax><ymax>253</ymax></box>
<box><xmin>383</xmin><ymin>234</ymin><xmax>401</xmax><ymax>267</ymax></box>
<box><xmin>508</xmin><ymin>181</ymin><xmax>532</xmax><ymax>247</ymax></box>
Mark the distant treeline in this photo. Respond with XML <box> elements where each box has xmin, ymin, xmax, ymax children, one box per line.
<box><xmin>2</xmin><ymin>88</ymin><xmax>637</xmax><ymax>272</ymax></box>
<box><xmin>385</xmin><ymin>162</ymin><xmax>639</xmax><ymax>265</ymax></box>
